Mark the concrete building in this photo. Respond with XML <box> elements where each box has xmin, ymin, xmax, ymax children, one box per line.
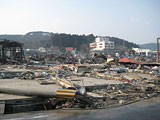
<box><xmin>39</xmin><ymin>47</ymin><xmax>46</xmax><ymax>52</ymax></box>
<box><xmin>0</xmin><ymin>40</ymin><xmax>23</xmax><ymax>63</ymax></box>
<box><xmin>90</xmin><ymin>36</ymin><xmax>129</xmax><ymax>56</ymax></box>
<box><xmin>132</xmin><ymin>48</ymin><xmax>156</xmax><ymax>56</ymax></box>
<box><xmin>90</xmin><ymin>37</ymin><xmax>114</xmax><ymax>51</ymax></box>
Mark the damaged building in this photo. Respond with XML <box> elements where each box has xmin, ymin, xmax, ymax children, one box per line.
<box><xmin>0</xmin><ymin>39</ymin><xmax>23</xmax><ymax>63</ymax></box>
<box><xmin>0</xmin><ymin>38</ymin><xmax>160</xmax><ymax>116</ymax></box>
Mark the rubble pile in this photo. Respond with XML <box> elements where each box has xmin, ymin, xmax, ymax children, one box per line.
<box><xmin>1</xmin><ymin>52</ymin><xmax>160</xmax><ymax>114</ymax></box>
<box><xmin>53</xmin><ymin>62</ymin><xmax>160</xmax><ymax>108</ymax></box>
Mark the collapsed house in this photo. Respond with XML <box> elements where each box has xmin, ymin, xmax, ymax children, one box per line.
<box><xmin>0</xmin><ymin>40</ymin><xmax>23</xmax><ymax>63</ymax></box>
<box><xmin>1</xmin><ymin>44</ymin><xmax>160</xmax><ymax>115</ymax></box>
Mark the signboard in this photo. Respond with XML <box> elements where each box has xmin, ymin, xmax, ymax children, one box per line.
<box><xmin>90</xmin><ymin>42</ymin><xmax>96</xmax><ymax>48</ymax></box>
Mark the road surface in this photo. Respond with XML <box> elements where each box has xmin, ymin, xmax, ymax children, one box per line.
<box><xmin>1</xmin><ymin>96</ymin><xmax>160</xmax><ymax>120</ymax></box>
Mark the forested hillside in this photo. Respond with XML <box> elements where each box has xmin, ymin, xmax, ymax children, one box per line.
<box><xmin>138</xmin><ymin>43</ymin><xmax>158</xmax><ymax>51</ymax></box>
<box><xmin>0</xmin><ymin>31</ymin><xmax>138</xmax><ymax>51</ymax></box>
<box><xmin>50</xmin><ymin>33</ymin><xmax>138</xmax><ymax>51</ymax></box>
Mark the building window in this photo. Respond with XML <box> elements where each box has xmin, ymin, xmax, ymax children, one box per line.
<box><xmin>110</xmin><ymin>43</ymin><xmax>114</xmax><ymax>46</ymax></box>
<box><xmin>109</xmin><ymin>42</ymin><xmax>114</xmax><ymax>49</ymax></box>
<box><xmin>110</xmin><ymin>46</ymin><xmax>114</xmax><ymax>49</ymax></box>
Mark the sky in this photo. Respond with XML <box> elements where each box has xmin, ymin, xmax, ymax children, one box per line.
<box><xmin>0</xmin><ymin>0</ymin><xmax>159</xmax><ymax>44</ymax></box>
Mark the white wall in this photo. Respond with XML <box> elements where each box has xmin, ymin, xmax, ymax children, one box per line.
<box><xmin>93</xmin><ymin>37</ymin><xmax>114</xmax><ymax>51</ymax></box>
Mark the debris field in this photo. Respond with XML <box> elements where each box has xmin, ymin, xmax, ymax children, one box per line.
<box><xmin>0</xmin><ymin>40</ymin><xmax>160</xmax><ymax>114</ymax></box>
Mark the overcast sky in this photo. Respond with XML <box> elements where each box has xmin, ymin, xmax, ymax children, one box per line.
<box><xmin>0</xmin><ymin>0</ymin><xmax>159</xmax><ymax>44</ymax></box>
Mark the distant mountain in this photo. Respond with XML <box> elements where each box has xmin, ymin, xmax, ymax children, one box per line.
<box><xmin>51</xmin><ymin>34</ymin><xmax>138</xmax><ymax>51</ymax></box>
<box><xmin>109</xmin><ymin>37</ymin><xmax>138</xmax><ymax>49</ymax></box>
<box><xmin>138</xmin><ymin>43</ymin><xmax>158</xmax><ymax>51</ymax></box>
<box><xmin>0</xmin><ymin>31</ymin><xmax>53</xmax><ymax>49</ymax></box>
<box><xmin>0</xmin><ymin>34</ymin><xmax>23</xmax><ymax>42</ymax></box>
<box><xmin>0</xmin><ymin>31</ymin><xmax>139</xmax><ymax>52</ymax></box>
<box><xmin>22</xmin><ymin>31</ymin><xmax>53</xmax><ymax>49</ymax></box>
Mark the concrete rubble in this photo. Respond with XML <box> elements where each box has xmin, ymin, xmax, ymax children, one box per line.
<box><xmin>0</xmin><ymin>46</ymin><xmax>160</xmax><ymax>114</ymax></box>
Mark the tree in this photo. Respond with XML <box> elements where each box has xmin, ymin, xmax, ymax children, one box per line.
<box><xmin>80</xmin><ymin>44</ymin><xmax>89</xmax><ymax>55</ymax></box>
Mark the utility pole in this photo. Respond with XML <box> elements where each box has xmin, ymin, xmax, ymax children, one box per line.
<box><xmin>157</xmin><ymin>38</ymin><xmax>160</xmax><ymax>63</ymax></box>
<box><xmin>123</xmin><ymin>40</ymin><xmax>125</xmax><ymax>48</ymax></box>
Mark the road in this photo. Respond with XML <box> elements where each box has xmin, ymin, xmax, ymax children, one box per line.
<box><xmin>1</xmin><ymin>96</ymin><xmax>160</xmax><ymax>120</ymax></box>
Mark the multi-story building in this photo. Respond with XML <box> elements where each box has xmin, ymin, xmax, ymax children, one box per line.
<box><xmin>132</xmin><ymin>48</ymin><xmax>156</xmax><ymax>56</ymax></box>
<box><xmin>89</xmin><ymin>36</ymin><xmax>115</xmax><ymax>55</ymax></box>
<box><xmin>90</xmin><ymin>37</ymin><xmax>114</xmax><ymax>51</ymax></box>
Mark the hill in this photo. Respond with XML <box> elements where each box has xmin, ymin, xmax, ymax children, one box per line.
<box><xmin>0</xmin><ymin>31</ymin><xmax>52</xmax><ymax>49</ymax></box>
<box><xmin>50</xmin><ymin>33</ymin><xmax>138</xmax><ymax>52</ymax></box>
<box><xmin>138</xmin><ymin>43</ymin><xmax>158</xmax><ymax>51</ymax></box>
<box><xmin>0</xmin><ymin>31</ymin><xmax>139</xmax><ymax>52</ymax></box>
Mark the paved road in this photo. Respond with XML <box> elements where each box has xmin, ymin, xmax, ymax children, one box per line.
<box><xmin>1</xmin><ymin>97</ymin><xmax>160</xmax><ymax>120</ymax></box>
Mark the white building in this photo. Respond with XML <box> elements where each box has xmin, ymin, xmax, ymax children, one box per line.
<box><xmin>132</xmin><ymin>48</ymin><xmax>155</xmax><ymax>56</ymax></box>
<box><xmin>39</xmin><ymin>47</ymin><xmax>46</xmax><ymax>52</ymax></box>
<box><xmin>91</xmin><ymin>37</ymin><xmax>114</xmax><ymax>51</ymax></box>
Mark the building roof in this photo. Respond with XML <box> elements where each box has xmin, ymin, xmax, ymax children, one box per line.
<box><xmin>118</xmin><ymin>57</ymin><xmax>136</xmax><ymax>63</ymax></box>
<box><xmin>119</xmin><ymin>57</ymin><xmax>160</xmax><ymax>66</ymax></box>
<box><xmin>65</xmin><ymin>47</ymin><xmax>73</xmax><ymax>52</ymax></box>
